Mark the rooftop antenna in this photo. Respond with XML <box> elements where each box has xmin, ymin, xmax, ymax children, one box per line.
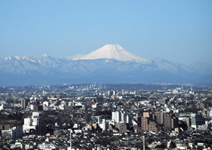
<box><xmin>143</xmin><ymin>135</ymin><xmax>145</xmax><ymax>150</ymax></box>
<box><xmin>68</xmin><ymin>129</ymin><xmax>72</xmax><ymax>150</ymax></box>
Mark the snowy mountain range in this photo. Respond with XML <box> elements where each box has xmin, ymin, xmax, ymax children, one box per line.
<box><xmin>0</xmin><ymin>44</ymin><xmax>211</xmax><ymax>86</ymax></box>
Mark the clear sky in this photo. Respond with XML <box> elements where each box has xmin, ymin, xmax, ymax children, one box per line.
<box><xmin>0</xmin><ymin>0</ymin><xmax>211</xmax><ymax>64</ymax></box>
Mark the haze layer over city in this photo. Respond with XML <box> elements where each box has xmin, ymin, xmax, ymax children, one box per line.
<box><xmin>0</xmin><ymin>1</ymin><xmax>212</xmax><ymax>150</ymax></box>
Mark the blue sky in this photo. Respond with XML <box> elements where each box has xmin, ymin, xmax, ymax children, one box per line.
<box><xmin>0</xmin><ymin>0</ymin><xmax>211</xmax><ymax>64</ymax></box>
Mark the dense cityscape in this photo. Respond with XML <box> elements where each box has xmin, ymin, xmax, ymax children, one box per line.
<box><xmin>0</xmin><ymin>84</ymin><xmax>212</xmax><ymax>149</ymax></box>
<box><xmin>1</xmin><ymin>0</ymin><xmax>211</xmax><ymax>150</ymax></box>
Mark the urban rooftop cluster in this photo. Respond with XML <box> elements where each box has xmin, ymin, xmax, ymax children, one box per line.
<box><xmin>0</xmin><ymin>84</ymin><xmax>212</xmax><ymax>149</ymax></box>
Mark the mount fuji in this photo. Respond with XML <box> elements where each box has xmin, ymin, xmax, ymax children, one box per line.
<box><xmin>72</xmin><ymin>44</ymin><xmax>149</xmax><ymax>63</ymax></box>
<box><xmin>0</xmin><ymin>44</ymin><xmax>211</xmax><ymax>86</ymax></box>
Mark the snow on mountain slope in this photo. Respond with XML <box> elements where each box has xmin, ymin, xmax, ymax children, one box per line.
<box><xmin>72</xmin><ymin>44</ymin><xmax>149</xmax><ymax>63</ymax></box>
<box><xmin>0</xmin><ymin>53</ymin><xmax>212</xmax><ymax>85</ymax></box>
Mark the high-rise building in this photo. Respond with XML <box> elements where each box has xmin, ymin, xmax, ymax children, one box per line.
<box><xmin>141</xmin><ymin>117</ymin><xmax>149</xmax><ymax>131</ymax></box>
<box><xmin>163</xmin><ymin>113</ymin><xmax>178</xmax><ymax>130</ymax></box>
<box><xmin>112</xmin><ymin>111</ymin><xmax>130</xmax><ymax>123</ymax></box>
<box><xmin>112</xmin><ymin>111</ymin><xmax>121</xmax><ymax>123</ymax></box>
<box><xmin>23</xmin><ymin>112</ymin><xmax>46</xmax><ymax>135</ymax></box>
<box><xmin>21</xmin><ymin>98</ymin><xmax>29</xmax><ymax>109</ymax></box>
<box><xmin>141</xmin><ymin>112</ymin><xmax>158</xmax><ymax>132</ymax></box>
<box><xmin>191</xmin><ymin>113</ymin><xmax>196</xmax><ymax>129</ymax></box>
<box><xmin>155</xmin><ymin>112</ymin><xmax>164</xmax><ymax>125</ymax></box>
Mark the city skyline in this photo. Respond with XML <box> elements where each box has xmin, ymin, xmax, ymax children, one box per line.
<box><xmin>0</xmin><ymin>0</ymin><xmax>212</xmax><ymax>65</ymax></box>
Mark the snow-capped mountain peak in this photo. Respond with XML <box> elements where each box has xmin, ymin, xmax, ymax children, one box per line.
<box><xmin>72</xmin><ymin>44</ymin><xmax>149</xmax><ymax>63</ymax></box>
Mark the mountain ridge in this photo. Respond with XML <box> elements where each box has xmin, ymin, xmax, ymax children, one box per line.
<box><xmin>0</xmin><ymin>45</ymin><xmax>211</xmax><ymax>86</ymax></box>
